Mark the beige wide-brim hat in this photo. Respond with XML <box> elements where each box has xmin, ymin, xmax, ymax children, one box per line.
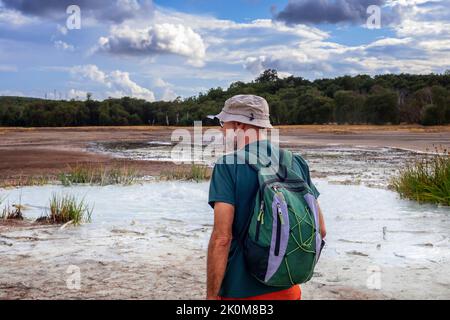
<box><xmin>208</xmin><ymin>94</ymin><xmax>273</xmax><ymax>129</ymax></box>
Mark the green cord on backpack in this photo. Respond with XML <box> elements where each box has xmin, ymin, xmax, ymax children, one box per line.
<box><xmin>239</xmin><ymin>148</ymin><xmax>324</xmax><ymax>287</ymax></box>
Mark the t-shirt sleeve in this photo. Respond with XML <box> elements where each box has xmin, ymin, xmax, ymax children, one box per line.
<box><xmin>294</xmin><ymin>155</ymin><xmax>320</xmax><ymax>199</ymax></box>
<box><xmin>208</xmin><ymin>161</ymin><xmax>236</xmax><ymax>209</ymax></box>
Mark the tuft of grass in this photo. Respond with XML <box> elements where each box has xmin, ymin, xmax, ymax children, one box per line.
<box><xmin>37</xmin><ymin>194</ymin><xmax>93</xmax><ymax>225</ymax></box>
<box><xmin>0</xmin><ymin>176</ymin><xmax>50</xmax><ymax>188</ymax></box>
<box><xmin>390</xmin><ymin>147</ymin><xmax>450</xmax><ymax>206</ymax></box>
<box><xmin>106</xmin><ymin>166</ymin><xmax>139</xmax><ymax>185</ymax></box>
<box><xmin>58</xmin><ymin>163</ymin><xmax>138</xmax><ymax>186</ymax></box>
<box><xmin>1</xmin><ymin>197</ymin><xmax>24</xmax><ymax>221</ymax></box>
<box><xmin>160</xmin><ymin>164</ymin><xmax>211</xmax><ymax>182</ymax></box>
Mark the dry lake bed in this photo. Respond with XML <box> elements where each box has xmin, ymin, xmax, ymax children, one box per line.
<box><xmin>1</xmin><ymin>125</ymin><xmax>449</xmax><ymax>299</ymax></box>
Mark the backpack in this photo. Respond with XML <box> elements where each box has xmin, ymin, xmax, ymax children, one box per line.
<box><xmin>238</xmin><ymin>148</ymin><xmax>324</xmax><ymax>287</ymax></box>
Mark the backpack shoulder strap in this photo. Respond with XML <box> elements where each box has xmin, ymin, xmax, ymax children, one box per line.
<box><xmin>280</xmin><ymin>149</ymin><xmax>293</xmax><ymax>170</ymax></box>
<box><xmin>236</xmin><ymin>147</ymin><xmax>292</xmax><ymax>173</ymax></box>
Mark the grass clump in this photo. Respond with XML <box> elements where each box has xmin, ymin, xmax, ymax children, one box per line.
<box><xmin>161</xmin><ymin>164</ymin><xmax>211</xmax><ymax>182</ymax></box>
<box><xmin>0</xmin><ymin>176</ymin><xmax>50</xmax><ymax>188</ymax></box>
<box><xmin>1</xmin><ymin>196</ymin><xmax>24</xmax><ymax>220</ymax></box>
<box><xmin>58</xmin><ymin>163</ymin><xmax>138</xmax><ymax>186</ymax></box>
<box><xmin>390</xmin><ymin>147</ymin><xmax>450</xmax><ymax>206</ymax></box>
<box><xmin>37</xmin><ymin>194</ymin><xmax>93</xmax><ymax>225</ymax></box>
<box><xmin>1</xmin><ymin>204</ymin><xmax>24</xmax><ymax>220</ymax></box>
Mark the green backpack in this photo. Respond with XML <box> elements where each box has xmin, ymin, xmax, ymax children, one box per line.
<box><xmin>239</xmin><ymin>148</ymin><xmax>324</xmax><ymax>287</ymax></box>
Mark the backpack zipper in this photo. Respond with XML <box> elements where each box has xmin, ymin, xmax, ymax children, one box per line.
<box><xmin>274</xmin><ymin>203</ymin><xmax>283</xmax><ymax>256</ymax></box>
<box><xmin>255</xmin><ymin>201</ymin><xmax>264</xmax><ymax>242</ymax></box>
<box><xmin>254</xmin><ymin>184</ymin><xmax>305</xmax><ymax>253</ymax></box>
<box><xmin>264</xmin><ymin>183</ymin><xmax>306</xmax><ymax>196</ymax></box>
<box><xmin>260</xmin><ymin>177</ymin><xmax>306</xmax><ymax>195</ymax></box>
<box><xmin>278</xmin><ymin>185</ymin><xmax>306</xmax><ymax>193</ymax></box>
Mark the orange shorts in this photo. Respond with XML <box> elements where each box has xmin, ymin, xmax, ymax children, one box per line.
<box><xmin>219</xmin><ymin>285</ymin><xmax>301</xmax><ymax>300</ymax></box>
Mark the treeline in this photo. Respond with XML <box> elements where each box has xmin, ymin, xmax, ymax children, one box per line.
<box><xmin>1</xmin><ymin>70</ymin><xmax>450</xmax><ymax>127</ymax></box>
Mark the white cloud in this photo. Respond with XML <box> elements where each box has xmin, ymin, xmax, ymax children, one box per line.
<box><xmin>244</xmin><ymin>56</ymin><xmax>267</xmax><ymax>75</ymax></box>
<box><xmin>152</xmin><ymin>77</ymin><xmax>179</xmax><ymax>101</ymax></box>
<box><xmin>109</xmin><ymin>70</ymin><xmax>156</xmax><ymax>101</ymax></box>
<box><xmin>386</xmin><ymin>0</ymin><xmax>450</xmax><ymax>38</ymax></box>
<box><xmin>88</xmin><ymin>4</ymin><xmax>448</xmax><ymax>85</ymax></box>
<box><xmin>153</xmin><ymin>8</ymin><xmax>329</xmax><ymax>41</ymax></box>
<box><xmin>231</xmin><ymin>0</ymin><xmax>449</xmax><ymax>78</ymax></box>
<box><xmin>149</xmin><ymin>8</ymin><xmax>330</xmax><ymax>67</ymax></box>
<box><xmin>71</xmin><ymin>65</ymin><xmax>107</xmax><ymax>83</ymax></box>
<box><xmin>97</xmin><ymin>23</ymin><xmax>206</xmax><ymax>67</ymax></box>
<box><xmin>70</xmin><ymin>64</ymin><xmax>155</xmax><ymax>101</ymax></box>
<box><xmin>107</xmin><ymin>6</ymin><xmax>330</xmax><ymax>70</ymax></box>
<box><xmin>54</xmin><ymin>40</ymin><xmax>74</xmax><ymax>52</ymax></box>
<box><xmin>68</xmin><ymin>89</ymin><xmax>88</xmax><ymax>100</ymax></box>
<box><xmin>396</xmin><ymin>15</ymin><xmax>450</xmax><ymax>38</ymax></box>
<box><xmin>90</xmin><ymin>3</ymin><xmax>441</xmax><ymax>81</ymax></box>
<box><xmin>154</xmin><ymin>77</ymin><xmax>171</xmax><ymax>87</ymax></box>
<box><xmin>365</xmin><ymin>37</ymin><xmax>414</xmax><ymax>48</ymax></box>
<box><xmin>385</xmin><ymin>0</ymin><xmax>442</xmax><ymax>7</ymax></box>
<box><xmin>56</xmin><ymin>24</ymin><xmax>68</xmax><ymax>36</ymax></box>
<box><xmin>0</xmin><ymin>8</ymin><xmax>36</xmax><ymax>26</ymax></box>
<box><xmin>244</xmin><ymin>53</ymin><xmax>333</xmax><ymax>77</ymax></box>
<box><xmin>2</xmin><ymin>0</ymin><xmax>450</xmax><ymax>101</ymax></box>
<box><xmin>278</xmin><ymin>71</ymin><xmax>293</xmax><ymax>79</ymax></box>
<box><xmin>161</xmin><ymin>87</ymin><xmax>178</xmax><ymax>101</ymax></box>
<box><xmin>241</xmin><ymin>29</ymin><xmax>445</xmax><ymax>78</ymax></box>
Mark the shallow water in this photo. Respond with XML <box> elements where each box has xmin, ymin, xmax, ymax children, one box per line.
<box><xmin>1</xmin><ymin>180</ymin><xmax>448</xmax><ymax>269</ymax></box>
<box><xmin>89</xmin><ymin>141</ymin><xmax>418</xmax><ymax>188</ymax></box>
<box><xmin>1</xmin><ymin>143</ymin><xmax>449</xmax><ymax>298</ymax></box>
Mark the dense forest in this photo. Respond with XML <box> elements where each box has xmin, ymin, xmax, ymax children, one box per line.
<box><xmin>1</xmin><ymin>70</ymin><xmax>450</xmax><ymax>127</ymax></box>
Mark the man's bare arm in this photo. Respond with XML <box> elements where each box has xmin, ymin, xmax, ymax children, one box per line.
<box><xmin>317</xmin><ymin>202</ymin><xmax>327</xmax><ymax>238</ymax></box>
<box><xmin>206</xmin><ymin>202</ymin><xmax>234</xmax><ymax>300</ymax></box>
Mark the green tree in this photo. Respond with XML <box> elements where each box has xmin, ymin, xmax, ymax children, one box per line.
<box><xmin>364</xmin><ymin>89</ymin><xmax>399</xmax><ymax>124</ymax></box>
<box><xmin>255</xmin><ymin>69</ymin><xmax>279</xmax><ymax>83</ymax></box>
<box><xmin>294</xmin><ymin>88</ymin><xmax>335</xmax><ymax>124</ymax></box>
<box><xmin>420</xmin><ymin>86</ymin><xmax>450</xmax><ymax>125</ymax></box>
<box><xmin>334</xmin><ymin>91</ymin><xmax>365</xmax><ymax>124</ymax></box>
<box><xmin>421</xmin><ymin>104</ymin><xmax>441</xmax><ymax>125</ymax></box>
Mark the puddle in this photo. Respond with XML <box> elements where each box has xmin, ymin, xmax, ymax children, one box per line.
<box><xmin>1</xmin><ymin>180</ymin><xmax>448</xmax><ymax>264</ymax></box>
<box><xmin>1</xmin><ymin>180</ymin><xmax>449</xmax><ymax>299</ymax></box>
<box><xmin>89</xmin><ymin>141</ymin><xmax>418</xmax><ymax>188</ymax></box>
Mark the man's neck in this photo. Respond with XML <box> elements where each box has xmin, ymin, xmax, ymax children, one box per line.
<box><xmin>237</xmin><ymin>131</ymin><xmax>266</xmax><ymax>150</ymax></box>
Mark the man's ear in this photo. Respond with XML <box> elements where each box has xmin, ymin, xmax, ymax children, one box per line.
<box><xmin>235</xmin><ymin>122</ymin><xmax>245</xmax><ymax>129</ymax></box>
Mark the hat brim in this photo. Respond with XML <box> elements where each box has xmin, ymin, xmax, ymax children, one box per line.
<box><xmin>207</xmin><ymin>111</ymin><xmax>273</xmax><ymax>129</ymax></box>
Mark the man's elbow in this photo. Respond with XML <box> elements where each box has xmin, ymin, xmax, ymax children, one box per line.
<box><xmin>210</xmin><ymin>233</ymin><xmax>232</xmax><ymax>247</ymax></box>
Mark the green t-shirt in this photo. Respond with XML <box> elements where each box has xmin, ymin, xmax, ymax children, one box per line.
<box><xmin>208</xmin><ymin>140</ymin><xmax>319</xmax><ymax>298</ymax></box>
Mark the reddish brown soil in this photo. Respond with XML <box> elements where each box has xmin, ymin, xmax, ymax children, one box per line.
<box><xmin>0</xmin><ymin>125</ymin><xmax>449</xmax><ymax>184</ymax></box>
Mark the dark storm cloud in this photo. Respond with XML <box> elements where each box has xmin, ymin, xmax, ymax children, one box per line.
<box><xmin>275</xmin><ymin>0</ymin><xmax>386</xmax><ymax>25</ymax></box>
<box><xmin>1</xmin><ymin>0</ymin><xmax>154</xmax><ymax>23</ymax></box>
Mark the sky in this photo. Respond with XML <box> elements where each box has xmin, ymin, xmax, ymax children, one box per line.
<box><xmin>0</xmin><ymin>0</ymin><xmax>449</xmax><ymax>102</ymax></box>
